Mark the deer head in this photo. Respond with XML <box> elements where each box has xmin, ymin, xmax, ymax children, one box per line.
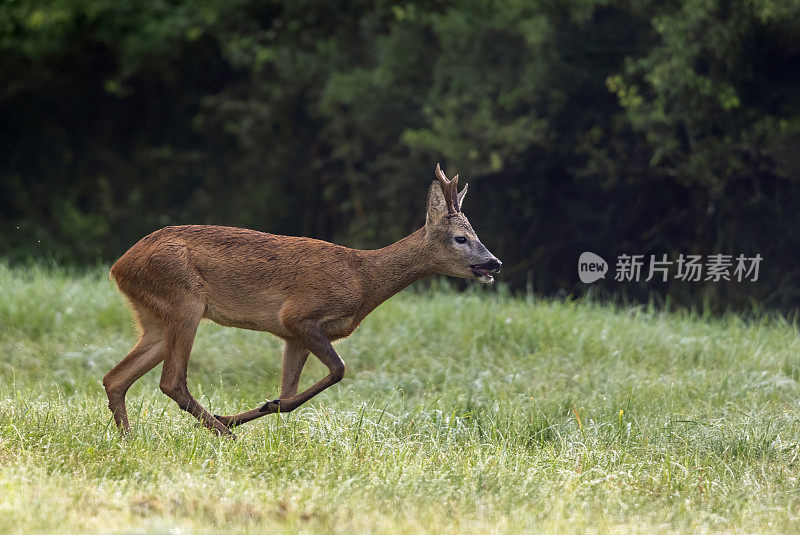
<box><xmin>425</xmin><ymin>163</ymin><xmax>502</xmax><ymax>283</ymax></box>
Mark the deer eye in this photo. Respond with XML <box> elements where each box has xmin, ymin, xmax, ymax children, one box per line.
<box><xmin>454</xmin><ymin>236</ymin><xmax>468</xmax><ymax>244</ymax></box>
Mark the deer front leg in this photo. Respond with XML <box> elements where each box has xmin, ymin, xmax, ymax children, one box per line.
<box><xmin>215</xmin><ymin>340</ymin><xmax>309</xmax><ymax>428</ymax></box>
<box><xmin>215</xmin><ymin>322</ymin><xmax>343</xmax><ymax>428</ymax></box>
<box><xmin>279</xmin><ymin>340</ymin><xmax>311</xmax><ymax>398</ymax></box>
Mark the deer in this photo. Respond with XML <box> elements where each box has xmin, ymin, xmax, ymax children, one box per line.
<box><xmin>104</xmin><ymin>164</ymin><xmax>501</xmax><ymax>437</ymax></box>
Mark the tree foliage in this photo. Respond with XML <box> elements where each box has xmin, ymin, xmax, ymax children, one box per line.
<box><xmin>1</xmin><ymin>0</ymin><xmax>798</xmax><ymax>309</ymax></box>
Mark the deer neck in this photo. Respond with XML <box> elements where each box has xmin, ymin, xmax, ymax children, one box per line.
<box><xmin>358</xmin><ymin>227</ymin><xmax>436</xmax><ymax>310</ymax></box>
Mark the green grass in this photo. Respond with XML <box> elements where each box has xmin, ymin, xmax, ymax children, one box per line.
<box><xmin>2</xmin><ymin>263</ymin><xmax>800</xmax><ymax>533</ymax></box>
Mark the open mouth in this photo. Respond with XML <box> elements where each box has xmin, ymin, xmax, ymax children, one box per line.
<box><xmin>470</xmin><ymin>263</ymin><xmax>499</xmax><ymax>284</ymax></box>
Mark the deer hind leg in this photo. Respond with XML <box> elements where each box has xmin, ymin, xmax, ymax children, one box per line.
<box><xmin>103</xmin><ymin>305</ymin><xmax>165</xmax><ymax>434</ymax></box>
<box><xmin>158</xmin><ymin>301</ymin><xmax>233</xmax><ymax>437</ymax></box>
<box><xmin>215</xmin><ymin>339</ymin><xmax>310</xmax><ymax>428</ymax></box>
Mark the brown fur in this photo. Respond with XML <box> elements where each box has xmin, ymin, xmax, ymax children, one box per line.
<box><xmin>103</xmin><ymin>167</ymin><xmax>500</xmax><ymax>437</ymax></box>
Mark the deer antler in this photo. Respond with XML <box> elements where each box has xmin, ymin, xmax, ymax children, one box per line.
<box><xmin>435</xmin><ymin>163</ymin><xmax>460</xmax><ymax>214</ymax></box>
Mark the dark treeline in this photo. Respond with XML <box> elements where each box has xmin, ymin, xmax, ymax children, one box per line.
<box><xmin>1</xmin><ymin>0</ymin><xmax>798</xmax><ymax>310</ymax></box>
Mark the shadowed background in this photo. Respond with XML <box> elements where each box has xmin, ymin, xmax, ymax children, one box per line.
<box><xmin>1</xmin><ymin>0</ymin><xmax>798</xmax><ymax>310</ymax></box>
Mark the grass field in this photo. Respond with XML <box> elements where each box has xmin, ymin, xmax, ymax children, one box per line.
<box><xmin>2</xmin><ymin>263</ymin><xmax>800</xmax><ymax>533</ymax></box>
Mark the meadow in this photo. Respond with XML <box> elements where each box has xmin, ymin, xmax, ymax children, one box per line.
<box><xmin>1</xmin><ymin>263</ymin><xmax>800</xmax><ymax>533</ymax></box>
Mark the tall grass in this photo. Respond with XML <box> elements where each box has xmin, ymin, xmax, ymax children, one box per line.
<box><xmin>1</xmin><ymin>263</ymin><xmax>800</xmax><ymax>533</ymax></box>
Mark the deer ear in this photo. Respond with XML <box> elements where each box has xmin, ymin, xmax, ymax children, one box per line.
<box><xmin>426</xmin><ymin>180</ymin><xmax>447</xmax><ymax>225</ymax></box>
<box><xmin>457</xmin><ymin>183</ymin><xmax>468</xmax><ymax>210</ymax></box>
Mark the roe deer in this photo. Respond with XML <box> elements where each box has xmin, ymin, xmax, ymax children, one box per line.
<box><xmin>104</xmin><ymin>164</ymin><xmax>501</xmax><ymax>437</ymax></box>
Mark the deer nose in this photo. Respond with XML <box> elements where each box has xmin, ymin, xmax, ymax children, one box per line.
<box><xmin>484</xmin><ymin>258</ymin><xmax>502</xmax><ymax>272</ymax></box>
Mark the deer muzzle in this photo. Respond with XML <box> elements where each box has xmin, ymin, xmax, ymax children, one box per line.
<box><xmin>470</xmin><ymin>258</ymin><xmax>502</xmax><ymax>283</ymax></box>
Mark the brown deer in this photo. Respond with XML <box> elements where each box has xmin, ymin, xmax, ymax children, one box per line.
<box><xmin>104</xmin><ymin>164</ymin><xmax>501</xmax><ymax>437</ymax></box>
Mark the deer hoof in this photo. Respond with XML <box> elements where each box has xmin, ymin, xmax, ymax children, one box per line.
<box><xmin>259</xmin><ymin>399</ymin><xmax>281</xmax><ymax>413</ymax></box>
